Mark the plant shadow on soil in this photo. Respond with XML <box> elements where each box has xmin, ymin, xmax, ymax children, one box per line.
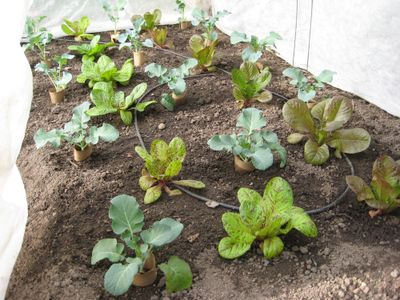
<box><xmin>7</xmin><ymin>25</ymin><xmax>400</xmax><ymax>299</ymax></box>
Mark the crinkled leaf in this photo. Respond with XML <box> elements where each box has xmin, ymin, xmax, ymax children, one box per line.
<box><xmin>263</xmin><ymin>177</ymin><xmax>294</xmax><ymax>215</ymax></box>
<box><xmin>372</xmin><ymin>155</ymin><xmax>400</xmax><ymax>188</ymax></box>
<box><xmin>261</xmin><ymin>236</ymin><xmax>284</xmax><ymax>259</ymax></box>
<box><xmin>208</xmin><ymin>134</ymin><xmax>237</xmax><ymax>151</ymax></box>
<box><xmin>161</xmin><ymin>93</ymin><xmax>175</xmax><ymax>111</ymax></box>
<box><xmin>164</xmin><ymin>160</ymin><xmax>182</xmax><ymax>179</ymax></box>
<box><xmin>230</xmin><ymin>31</ymin><xmax>249</xmax><ymax>44</ymax></box>
<box><xmin>34</xmin><ymin>128</ymin><xmax>63</xmax><ymax>148</ymax></box>
<box><xmin>169</xmin><ymin>137</ymin><xmax>186</xmax><ymax>161</ymax></box>
<box><xmin>284</xmin><ymin>207</ymin><xmax>317</xmax><ymax>237</ymax></box>
<box><xmin>139</xmin><ymin>175</ymin><xmax>157</xmax><ymax>191</ymax></box>
<box><xmin>218</xmin><ymin>237</ymin><xmax>252</xmax><ymax>259</ymax></box>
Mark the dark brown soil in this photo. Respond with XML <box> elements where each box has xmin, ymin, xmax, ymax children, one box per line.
<box><xmin>7</xmin><ymin>25</ymin><xmax>400</xmax><ymax>300</ymax></box>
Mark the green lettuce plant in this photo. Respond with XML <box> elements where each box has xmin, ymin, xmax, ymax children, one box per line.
<box><xmin>34</xmin><ymin>53</ymin><xmax>74</xmax><ymax>92</ymax></box>
<box><xmin>151</xmin><ymin>27</ymin><xmax>173</xmax><ymax>48</ymax></box>
<box><xmin>24</xmin><ymin>16</ymin><xmax>53</xmax><ymax>63</ymax></box>
<box><xmin>91</xmin><ymin>194</ymin><xmax>192</xmax><ymax>296</ymax></box>
<box><xmin>189</xmin><ymin>35</ymin><xmax>218</xmax><ymax>72</ymax></box>
<box><xmin>77</xmin><ymin>55</ymin><xmax>134</xmax><ymax>87</ymax></box>
<box><xmin>135</xmin><ymin>137</ymin><xmax>205</xmax><ymax>204</ymax></box>
<box><xmin>218</xmin><ymin>177</ymin><xmax>317</xmax><ymax>260</ymax></box>
<box><xmin>283</xmin><ymin>97</ymin><xmax>371</xmax><ymax>165</ymax></box>
<box><xmin>34</xmin><ymin>101</ymin><xmax>119</xmax><ymax>152</ymax></box>
<box><xmin>145</xmin><ymin>58</ymin><xmax>198</xmax><ymax>110</ymax></box>
<box><xmin>208</xmin><ymin>108</ymin><xmax>286</xmax><ymax>171</ymax></box>
<box><xmin>100</xmin><ymin>0</ymin><xmax>127</xmax><ymax>35</ymax></box>
<box><xmin>61</xmin><ymin>16</ymin><xmax>93</xmax><ymax>41</ymax></box>
<box><xmin>346</xmin><ymin>155</ymin><xmax>400</xmax><ymax>218</ymax></box>
<box><xmin>191</xmin><ymin>8</ymin><xmax>230</xmax><ymax>42</ymax></box>
<box><xmin>86</xmin><ymin>81</ymin><xmax>156</xmax><ymax>125</ymax></box>
<box><xmin>231</xmin><ymin>61</ymin><xmax>273</xmax><ymax>108</ymax></box>
<box><xmin>68</xmin><ymin>35</ymin><xmax>114</xmax><ymax>62</ymax></box>
<box><xmin>230</xmin><ymin>31</ymin><xmax>282</xmax><ymax>63</ymax></box>
<box><xmin>283</xmin><ymin>67</ymin><xmax>335</xmax><ymax>102</ymax></box>
<box><xmin>118</xmin><ymin>17</ymin><xmax>153</xmax><ymax>52</ymax></box>
<box><xmin>176</xmin><ymin>0</ymin><xmax>187</xmax><ymax>22</ymax></box>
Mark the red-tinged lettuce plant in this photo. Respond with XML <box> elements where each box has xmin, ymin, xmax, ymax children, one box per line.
<box><xmin>218</xmin><ymin>177</ymin><xmax>317</xmax><ymax>260</ymax></box>
<box><xmin>135</xmin><ymin>137</ymin><xmax>205</xmax><ymax>204</ymax></box>
<box><xmin>282</xmin><ymin>97</ymin><xmax>371</xmax><ymax>165</ymax></box>
<box><xmin>346</xmin><ymin>155</ymin><xmax>400</xmax><ymax>218</ymax></box>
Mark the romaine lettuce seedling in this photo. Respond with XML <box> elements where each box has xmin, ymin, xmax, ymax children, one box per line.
<box><xmin>231</xmin><ymin>61</ymin><xmax>273</xmax><ymax>108</ymax></box>
<box><xmin>189</xmin><ymin>35</ymin><xmax>218</xmax><ymax>72</ymax></box>
<box><xmin>86</xmin><ymin>81</ymin><xmax>156</xmax><ymax>125</ymax></box>
<box><xmin>218</xmin><ymin>177</ymin><xmax>317</xmax><ymax>260</ymax></box>
<box><xmin>135</xmin><ymin>137</ymin><xmax>205</xmax><ymax>204</ymax></box>
<box><xmin>283</xmin><ymin>97</ymin><xmax>371</xmax><ymax>165</ymax></box>
<box><xmin>283</xmin><ymin>67</ymin><xmax>335</xmax><ymax>102</ymax></box>
<box><xmin>34</xmin><ymin>101</ymin><xmax>119</xmax><ymax>153</ymax></box>
<box><xmin>91</xmin><ymin>194</ymin><xmax>192</xmax><ymax>296</ymax></box>
<box><xmin>34</xmin><ymin>53</ymin><xmax>74</xmax><ymax>92</ymax></box>
<box><xmin>118</xmin><ymin>17</ymin><xmax>153</xmax><ymax>52</ymax></box>
<box><xmin>68</xmin><ymin>35</ymin><xmax>114</xmax><ymax>62</ymax></box>
<box><xmin>145</xmin><ymin>58</ymin><xmax>197</xmax><ymax>110</ymax></box>
<box><xmin>77</xmin><ymin>55</ymin><xmax>134</xmax><ymax>87</ymax></box>
<box><xmin>176</xmin><ymin>0</ymin><xmax>187</xmax><ymax>23</ymax></box>
<box><xmin>100</xmin><ymin>0</ymin><xmax>127</xmax><ymax>36</ymax></box>
<box><xmin>24</xmin><ymin>16</ymin><xmax>53</xmax><ymax>63</ymax></box>
<box><xmin>346</xmin><ymin>155</ymin><xmax>400</xmax><ymax>218</ymax></box>
<box><xmin>191</xmin><ymin>8</ymin><xmax>230</xmax><ymax>42</ymax></box>
<box><xmin>61</xmin><ymin>16</ymin><xmax>94</xmax><ymax>41</ymax></box>
<box><xmin>230</xmin><ymin>31</ymin><xmax>282</xmax><ymax>63</ymax></box>
<box><xmin>142</xmin><ymin>9</ymin><xmax>162</xmax><ymax>32</ymax></box>
<box><xmin>208</xmin><ymin>108</ymin><xmax>286</xmax><ymax>171</ymax></box>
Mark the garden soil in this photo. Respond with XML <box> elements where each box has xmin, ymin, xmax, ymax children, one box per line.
<box><xmin>6</xmin><ymin>26</ymin><xmax>400</xmax><ymax>300</ymax></box>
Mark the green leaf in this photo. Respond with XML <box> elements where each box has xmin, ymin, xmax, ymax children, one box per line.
<box><xmin>124</xmin><ymin>82</ymin><xmax>148</xmax><ymax>108</ymax></box>
<box><xmin>135</xmin><ymin>100</ymin><xmax>156</xmax><ymax>112</ymax></box>
<box><xmin>326</xmin><ymin>128</ymin><xmax>371</xmax><ymax>155</ymax></box>
<box><xmin>207</xmin><ymin>134</ymin><xmax>237</xmax><ymax>151</ymax></box>
<box><xmin>189</xmin><ymin>34</ymin><xmax>204</xmax><ymax>53</ymax></box>
<box><xmin>139</xmin><ymin>175</ymin><xmax>157</xmax><ymax>191</ymax></box>
<box><xmin>221</xmin><ymin>212</ymin><xmax>255</xmax><ymax>241</ymax></box>
<box><xmin>120</xmin><ymin>110</ymin><xmax>133</xmax><ymax>125</ymax></box>
<box><xmin>161</xmin><ymin>93</ymin><xmax>175</xmax><ymax>111</ymax></box>
<box><xmin>172</xmin><ymin>180</ymin><xmax>205</xmax><ymax>189</ymax></box>
<box><xmin>34</xmin><ymin>128</ymin><xmax>63</xmax><ymax>148</ymax></box>
<box><xmin>238</xmin><ymin>196</ymin><xmax>265</xmax><ymax>231</ymax></box>
<box><xmin>263</xmin><ymin>177</ymin><xmax>294</xmax><ymax>215</ymax></box>
<box><xmin>282</xmin><ymin>99</ymin><xmax>315</xmax><ymax>133</ymax></box>
<box><xmin>114</xmin><ymin>59</ymin><xmax>134</xmax><ymax>85</ymax></box>
<box><xmin>87</xmin><ymin>123</ymin><xmax>119</xmax><ymax>144</ymax></box>
<box><xmin>164</xmin><ymin>160</ymin><xmax>182</xmax><ymax>178</ymax></box>
<box><xmin>261</xmin><ymin>236</ymin><xmax>284</xmax><ymax>259</ymax></box>
<box><xmin>230</xmin><ymin>31</ymin><xmax>249</xmax><ymax>44</ymax></box>
<box><xmin>169</xmin><ymin>137</ymin><xmax>186</xmax><ymax>161</ymax></box>
<box><xmin>304</xmin><ymin>140</ymin><xmax>330</xmax><ymax>165</ymax></box>
<box><xmin>249</xmin><ymin>147</ymin><xmax>273</xmax><ymax>170</ymax></box>
<box><xmin>135</xmin><ymin>146</ymin><xmax>151</xmax><ymax>163</ymax></box>
<box><xmin>140</xmin><ymin>218</ymin><xmax>183</xmax><ymax>247</ymax></box>
<box><xmin>144</xmin><ymin>184</ymin><xmax>162</xmax><ymax>204</ymax></box>
<box><xmin>287</xmin><ymin>133</ymin><xmax>304</xmax><ymax>144</ymax></box>
<box><xmin>237</xmin><ymin>108</ymin><xmax>267</xmax><ymax>134</ymax></box>
<box><xmin>159</xmin><ymin>256</ymin><xmax>192</xmax><ymax>293</ymax></box>
<box><xmin>91</xmin><ymin>238</ymin><xmax>125</xmax><ymax>264</ymax></box>
<box><xmin>256</xmin><ymin>90</ymin><xmax>273</xmax><ymax>103</ymax></box>
<box><xmin>104</xmin><ymin>259</ymin><xmax>141</xmax><ymax>296</ymax></box>
<box><xmin>237</xmin><ymin>188</ymin><xmax>262</xmax><ymax>204</ymax></box>
<box><xmin>150</xmin><ymin>139</ymin><xmax>169</xmax><ymax>162</ymax></box>
<box><xmin>316</xmin><ymin>69</ymin><xmax>335</xmax><ymax>84</ymax></box>
<box><xmin>218</xmin><ymin>237</ymin><xmax>252</xmax><ymax>259</ymax></box>
<box><xmin>109</xmin><ymin>194</ymin><xmax>144</xmax><ymax>236</ymax></box>
<box><xmin>285</xmin><ymin>207</ymin><xmax>318</xmax><ymax>237</ymax></box>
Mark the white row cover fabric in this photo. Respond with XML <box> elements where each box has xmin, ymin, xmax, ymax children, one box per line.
<box><xmin>0</xmin><ymin>0</ymin><xmax>32</xmax><ymax>298</ymax></box>
<box><xmin>212</xmin><ymin>0</ymin><xmax>400</xmax><ymax>117</ymax></box>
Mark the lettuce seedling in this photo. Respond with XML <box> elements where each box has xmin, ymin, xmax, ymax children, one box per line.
<box><xmin>346</xmin><ymin>155</ymin><xmax>400</xmax><ymax>218</ymax></box>
<box><xmin>135</xmin><ymin>137</ymin><xmax>205</xmax><ymax>204</ymax></box>
<box><xmin>208</xmin><ymin>108</ymin><xmax>286</xmax><ymax>171</ymax></box>
<box><xmin>34</xmin><ymin>101</ymin><xmax>119</xmax><ymax>152</ymax></box>
<box><xmin>91</xmin><ymin>194</ymin><xmax>192</xmax><ymax>296</ymax></box>
<box><xmin>61</xmin><ymin>16</ymin><xmax>94</xmax><ymax>41</ymax></box>
<box><xmin>150</xmin><ymin>27</ymin><xmax>173</xmax><ymax>48</ymax></box>
<box><xmin>77</xmin><ymin>55</ymin><xmax>134</xmax><ymax>87</ymax></box>
<box><xmin>118</xmin><ymin>17</ymin><xmax>153</xmax><ymax>52</ymax></box>
<box><xmin>176</xmin><ymin>0</ymin><xmax>187</xmax><ymax>22</ymax></box>
<box><xmin>145</xmin><ymin>58</ymin><xmax>198</xmax><ymax>110</ymax></box>
<box><xmin>283</xmin><ymin>97</ymin><xmax>371</xmax><ymax>165</ymax></box>
<box><xmin>191</xmin><ymin>8</ymin><xmax>230</xmax><ymax>42</ymax></box>
<box><xmin>86</xmin><ymin>81</ymin><xmax>156</xmax><ymax>125</ymax></box>
<box><xmin>283</xmin><ymin>67</ymin><xmax>335</xmax><ymax>102</ymax></box>
<box><xmin>100</xmin><ymin>0</ymin><xmax>127</xmax><ymax>35</ymax></box>
<box><xmin>68</xmin><ymin>35</ymin><xmax>115</xmax><ymax>62</ymax></box>
<box><xmin>189</xmin><ymin>35</ymin><xmax>218</xmax><ymax>72</ymax></box>
<box><xmin>218</xmin><ymin>177</ymin><xmax>317</xmax><ymax>260</ymax></box>
<box><xmin>34</xmin><ymin>53</ymin><xmax>74</xmax><ymax>92</ymax></box>
<box><xmin>230</xmin><ymin>31</ymin><xmax>282</xmax><ymax>63</ymax></box>
<box><xmin>231</xmin><ymin>61</ymin><xmax>273</xmax><ymax>108</ymax></box>
<box><xmin>24</xmin><ymin>16</ymin><xmax>53</xmax><ymax>63</ymax></box>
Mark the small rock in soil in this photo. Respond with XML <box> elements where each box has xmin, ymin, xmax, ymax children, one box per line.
<box><xmin>390</xmin><ymin>269</ymin><xmax>399</xmax><ymax>278</ymax></box>
<box><xmin>299</xmin><ymin>246</ymin><xmax>308</xmax><ymax>254</ymax></box>
<box><xmin>158</xmin><ymin>123</ymin><xmax>166</xmax><ymax>130</ymax></box>
<box><xmin>157</xmin><ymin>276</ymin><xmax>166</xmax><ymax>288</ymax></box>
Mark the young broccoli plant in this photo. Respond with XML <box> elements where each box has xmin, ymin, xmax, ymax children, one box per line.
<box><xmin>230</xmin><ymin>31</ymin><xmax>282</xmax><ymax>63</ymax></box>
<box><xmin>191</xmin><ymin>8</ymin><xmax>230</xmax><ymax>42</ymax></box>
<box><xmin>35</xmin><ymin>53</ymin><xmax>74</xmax><ymax>92</ymax></box>
<box><xmin>208</xmin><ymin>108</ymin><xmax>286</xmax><ymax>173</ymax></box>
<box><xmin>24</xmin><ymin>16</ymin><xmax>53</xmax><ymax>64</ymax></box>
<box><xmin>135</xmin><ymin>137</ymin><xmax>205</xmax><ymax>204</ymax></box>
<box><xmin>176</xmin><ymin>0</ymin><xmax>190</xmax><ymax>29</ymax></box>
<box><xmin>68</xmin><ymin>35</ymin><xmax>114</xmax><ymax>62</ymax></box>
<box><xmin>218</xmin><ymin>177</ymin><xmax>317</xmax><ymax>260</ymax></box>
<box><xmin>86</xmin><ymin>81</ymin><xmax>156</xmax><ymax>125</ymax></box>
<box><xmin>61</xmin><ymin>16</ymin><xmax>93</xmax><ymax>41</ymax></box>
<box><xmin>34</xmin><ymin>102</ymin><xmax>119</xmax><ymax>161</ymax></box>
<box><xmin>231</xmin><ymin>61</ymin><xmax>273</xmax><ymax>108</ymax></box>
<box><xmin>283</xmin><ymin>67</ymin><xmax>335</xmax><ymax>103</ymax></box>
<box><xmin>346</xmin><ymin>155</ymin><xmax>400</xmax><ymax>218</ymax></box>
<box><xmin>145</xmin><ymin>58</ymin><xmax>198</xmax><ymax>110</ymax></box>
<box><xmin>283</xmin><ymin>97</ymin><xmax>371</xmax><ymax>165</ymax></box>
<box><xmin>189</xmin><ymin>35</ymin><xmax>218</xmax><ymax>72</ymax></box>
<box><xmin>100</xmin><ymin>0</ymin><xmax>127</xmax><ymax>40</ymax></box>
<box><xmin>77</xmin><ymin>55</ymin><xmax>134</xmax><ymax>87</ymax></box>
<box><xmin>91</xmin><ymin>194</ymin><xmax>192</xmax><ymax>296</ymax></box>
